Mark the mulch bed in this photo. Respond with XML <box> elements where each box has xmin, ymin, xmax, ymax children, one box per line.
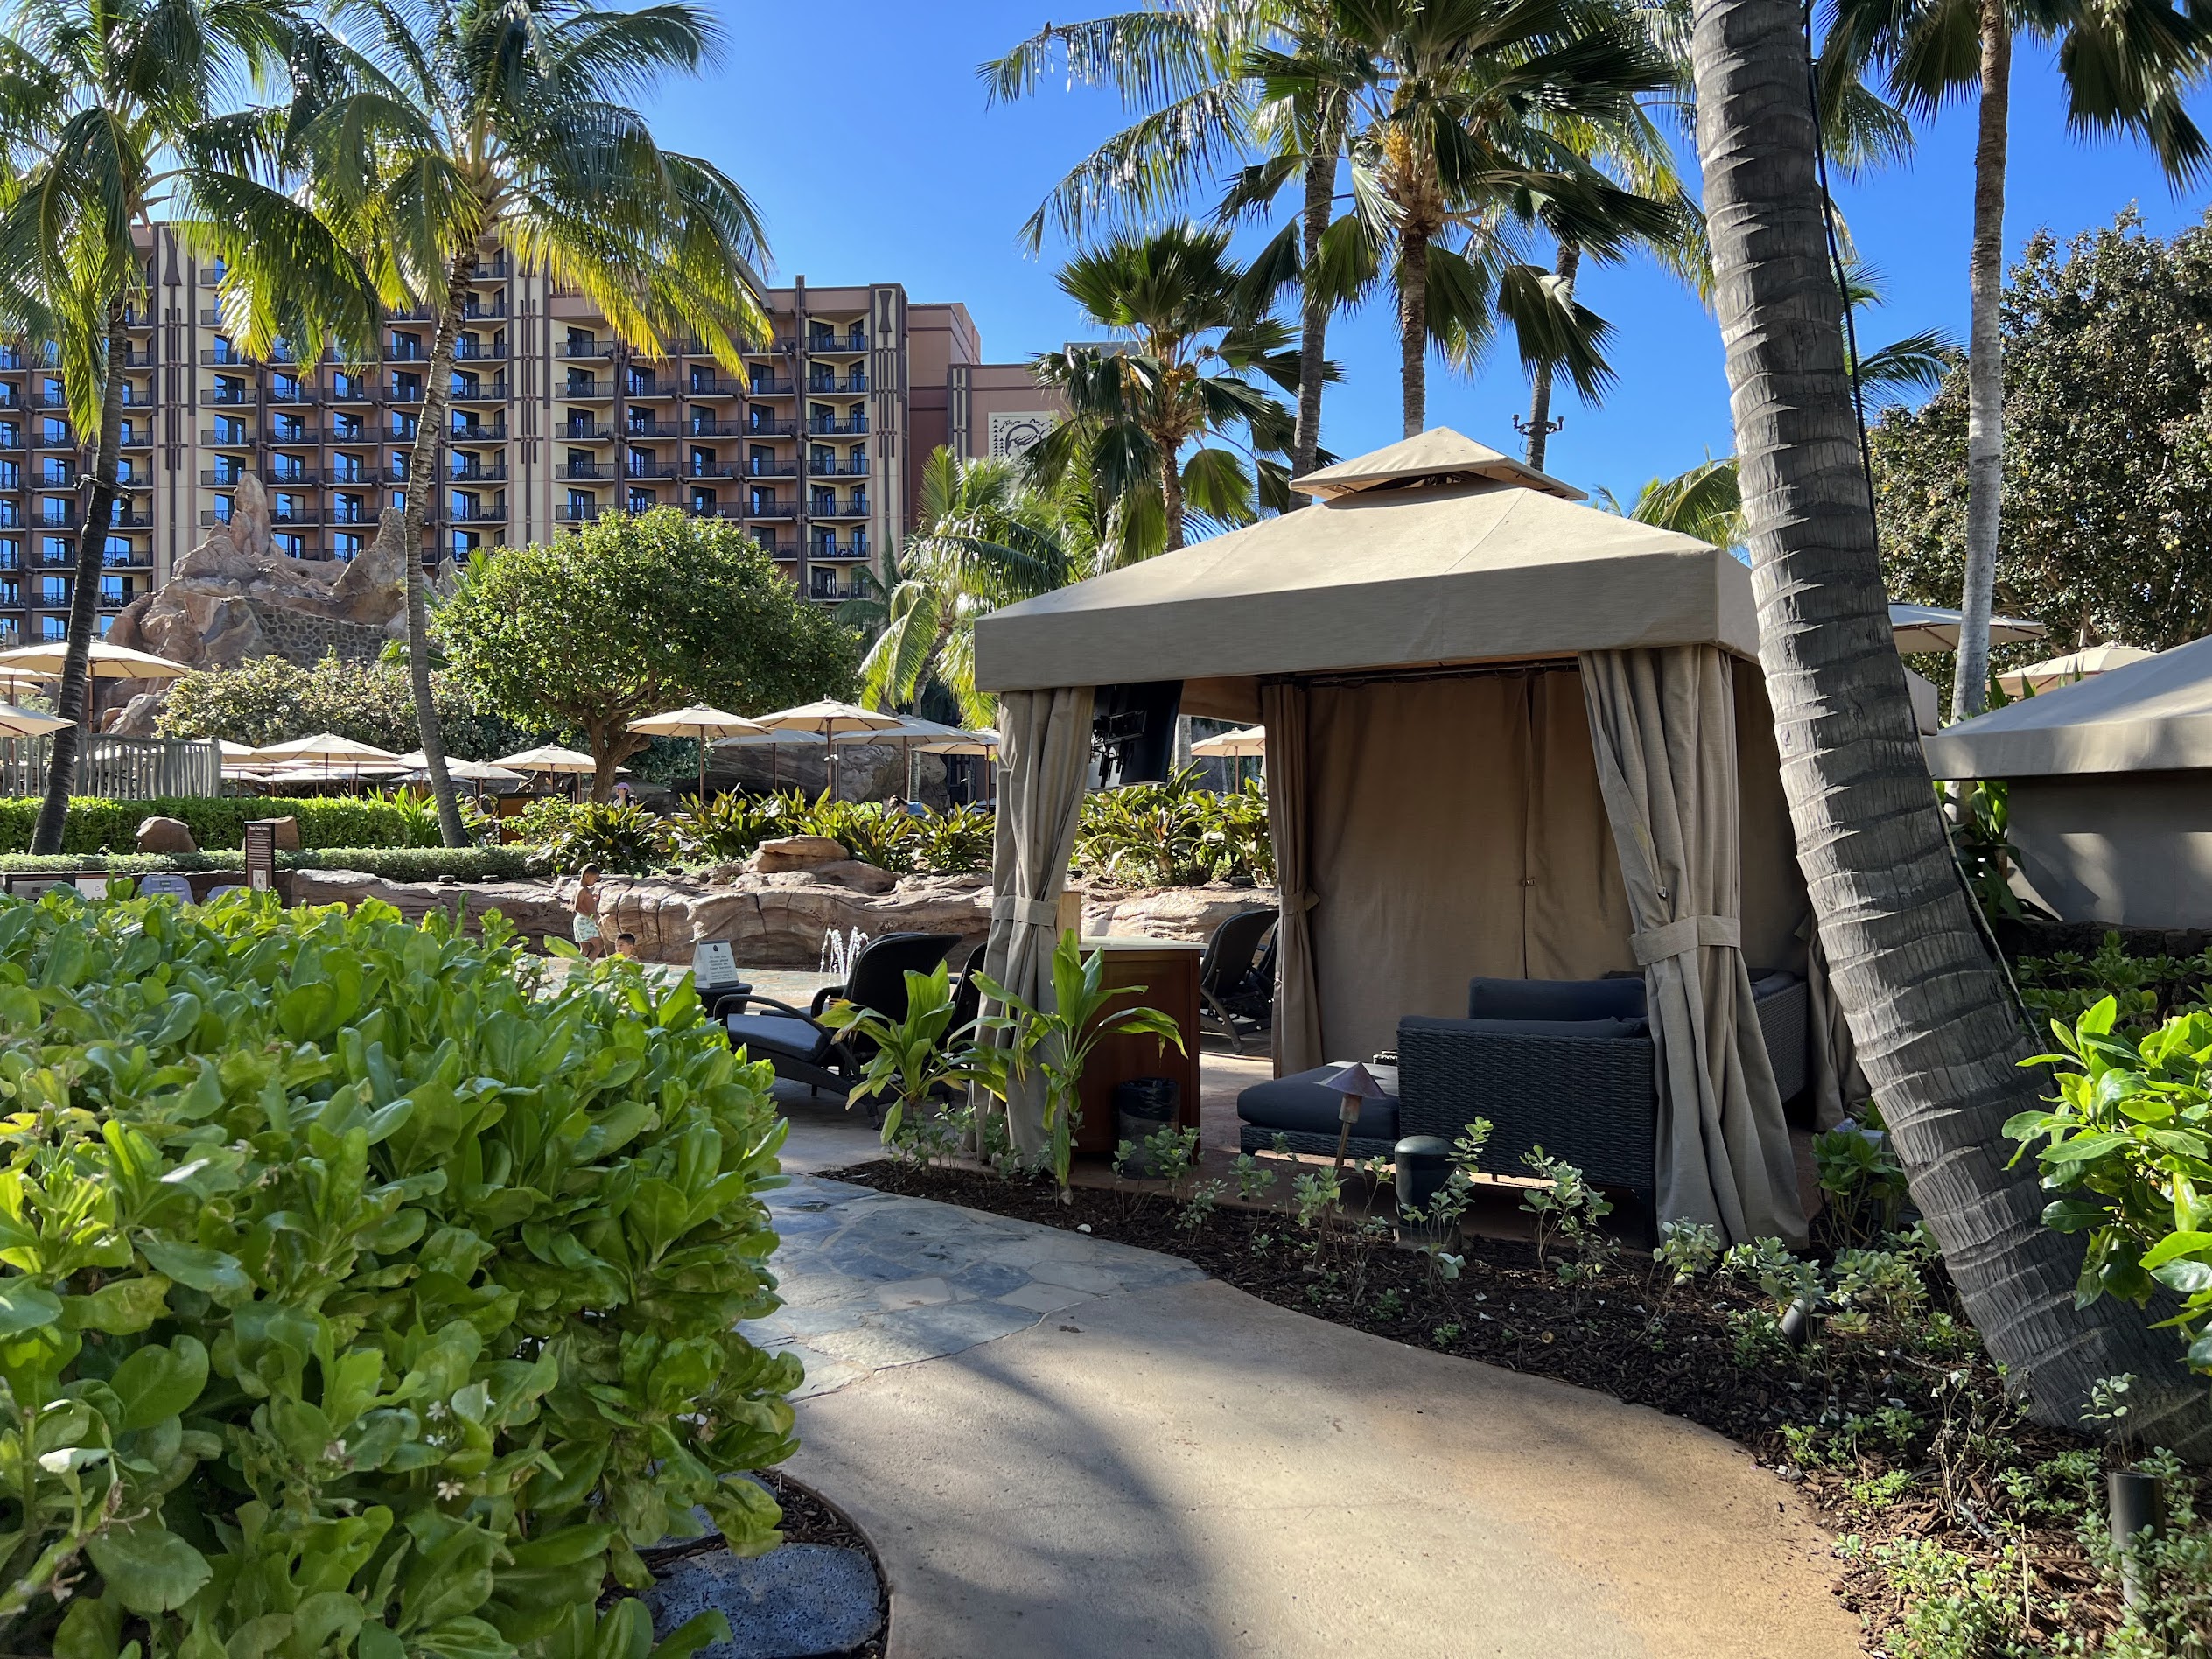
<box><xmin>823</xmin><ymin>1158</ymin><xmax>2165</xmax><ymax>1655</ymax></box>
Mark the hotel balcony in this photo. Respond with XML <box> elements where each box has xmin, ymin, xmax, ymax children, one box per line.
<box><xmin>555</xmin><ymin>503</ymin><xmax>599</xmax><ymax>522</ymax></box>
<box><xmin>559</xmin><ymin>340</ymin><xmax>614</xmax><ymax>360</ymax></box>
<box><xmin>687</xmin><ymin>501</ymin><xmax>744</xmax><ymax>521</ymax></box>
<box><xmin>622</xmin><ymin>377</ymin><xmax>682</xmax><ymax>401</ymax></box>
<box><xmin>740</xmin><ymin>496</ymin><xmax>793</xmax><ymax>519</ymax></box>
<box><xmin>618</xmin><ymin>417</ymin><xmax>684</xmax><ymax>439</ymax></box>
<box><xmin>740</xmin><ymin>460</ymin><xmax>795</xmax><ymax>478</ymax></box>
<box><xmin>556</xmin><ymin>420</ymin><xmax>615</xmax><ymax>442</ymax></box>
<box><xmin>742</xmin><ymin>416</ymin><xmax>798</xmax><ymax>438</ymax></box>
<box><xmin>201</xmin><ymin>428</ymin><xmax>257</xmax><ymax>448</ymax></box>
<box><xmin>684</xmin><ymin>377</ymin><xmax>743</xmax><ymax>399</ymax></box>
<box><xmin>560</xmin><ymin>378</ymin><xmax>616</xmax><ymax>402</ymax></box>
<box><xmin>562</xmin><ymin>461</ymin><xmax>618</xmax><ymax>481</ymax></box>
<box><xmin>807</xmin><ymin>332</ymin><xmax>868</xmax><ymax>354</ymax></box>
<box><xmin>808</xmin><ymin>458</ymin><xmax>869</xmax><ymax>478</ymax></box>
<box><xmin>446</xmin><ymin>504</ymin><xmax>507</xmax><ymax>525</ymax></box>
<box><xmin>450</xmin><ymin>461</ymin><xmax>508</xmax><ymax>483</ymax></box>
<box><xmin>808</xmin><ymin>415</ymin><xmax>867</xmax><ymax>437</ymax></box>
<box><xmin>450</xmin><ymin>380</ymin><xmax>509</xmax><ymax>403</ymax></box>
<box><xmin>746</xmin><ymin>376</ymin><xmax>796</xmax><ymax>397</ymax></box>
<box><xmin>623</xmin><ymin>460</ymin><xmax>678</xmax><ymax>480</ymax></box>
<box><xmin>806</xmin><ymin>373</ymin><xmax>868</xmax><ymax>395</ymax></box>
<box><xmin>811</xmin><ymin>496</ymin><xmax>870</xmax><ymax>520</ymax></box>
<box><xmin>449</xmin><ymin>422</ymin><xmax>509</xmax><ymax>443</ymax></box>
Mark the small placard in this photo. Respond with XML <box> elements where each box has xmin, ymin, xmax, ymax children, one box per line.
<box><xmin>693</xmin><ymin>940</ymin><xmax>739</xmax><ymax>986</ymax></box>
<box><xmin>74</xmin><ymin>876</ymin><xmax>108</xmax><ymax>900</ymax></box>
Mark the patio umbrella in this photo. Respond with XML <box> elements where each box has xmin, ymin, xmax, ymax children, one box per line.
<box><xmin>1191</xmin><ymin>723</ymin><xmax>1266</xmax><ymax>787</ymax></box>
<box><xmin>626</xmin><ymin>704</ymin><xmax>769</xmax><ymax>799</ymax></box>
<box><xmin>0</xmin><ymin>640</ymin><xmax>188</xmax><ymax>681</ymax></box>
<box><xmin>918</xmin><ymin>728</ymin><xmax>1000</xmax><ymax>756</ymax></box>
<box><xmin>747</xmin><ymin>700</ymin><xmax>905</xmax><ymax>798</ymax></box>
<box><xmin>492</xmin><ymin>743</ymin><xmax>608</xmax><ymax>802</ymax></box>
<box><xmin>1997</xmin><ymin>644</ymin><xmax>2157</xmax><ymax>697</ymax></box>
<box><xmin>249</xmin><ymin>732</ymin><xmax>404</xmax><ymax>784</ymax></box>
<box><xmin>393</xmin><ymin>751</ymin><xmax>528</xmax><ymax>791</ymax></box>
<box><xmin>0</xmin><ymin>704</ymin><xmax>70</xmax><ymax>738</ymax></box>
<box><xmin>830</xmin><ymin>712</ymin><xmax>975</xmax><ymax>800</ymax></box>
<box><xmin>1886</xmin><ymin>603</ymin><xmax>2047</xmax><ymax>654</ymax></box>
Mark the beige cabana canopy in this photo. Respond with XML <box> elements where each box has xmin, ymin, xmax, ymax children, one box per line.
<box><xmin>1924</xmin><ymin>634</ymin><xmax>2212</xmax><ymax>927</ymax></box>
<box><xmin>974</xmin><ymin>430</ymin><xmax>1819</xmax><ymax>1245</ymax></box>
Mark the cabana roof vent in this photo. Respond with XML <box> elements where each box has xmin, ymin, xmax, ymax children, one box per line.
<box><xmin>1291</xmin><ymin>428</ymin><xmax>1587</xmax><ymax>504</ymax></box>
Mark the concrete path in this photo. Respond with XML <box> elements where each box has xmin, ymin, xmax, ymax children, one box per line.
<box><xmin>752</xmin><ymin>1179</ymin><xmax>1858</xmax><ymax>1659</ymax></box>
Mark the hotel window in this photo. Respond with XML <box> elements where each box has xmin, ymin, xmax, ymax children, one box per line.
<box><xmin>332</xmin><ymin>532</ymin><xmax>363</xmax><ymax>561</ymax></box>
<box><xmin>272</xmin><ymin>412</ymin><xmax>305</xmax><ymax>442</ymax></box>
<box><xmin>390</xmin><ymin>411</ymin><xmax>417</xmax><ymax>441</ymax></box>
<box><xmin>39</xmin><ymin>615</ymin><xmax>64</xmax><ymax>641</ymax></box>
<box><xmin>41</xmin><ymin>417</ymin><xmax>69</xmax><ymax>446</ymax></box>
<box><xmin>100</xmin><ymin>575</ymin><xmax>128</xmax><ymax>604</ymax></box>
<box><xmin>333</xmin><ymin>494</ymin><xmax>364</xmax><ymax>524</ymax></box>
<box><xmin>213</xmin><ymin>416</ymin><xmax>246</xmax><ymax>445</ymax></box>
<box><xmin>566</xmin><ymin>448</ymin><xmax>593</xmax><ymax>479</ymax></box>
<box><xmin>214</xmin><ymin>374</ymin><xmax>247</xmax><ymax>403</ymax></box>
<box><xmin>269</xmin><ymin>453</ymin><xmax>304</xmax><ymax>481</ymax></box>
<box><xmin>40</xmin><ymin>536</ymin><xmax>67</xmax><ymax>564</ymax></box>
<box><xmin>626</xmin><ymin>487</ymin><xmax>654</xmax><ymax>514</ymax></box>
<box><xmin>331</xmin><ymin>453</ymin><xmax>362</xmax><ymax>483</ymax></box>
<box><xmin>40</xmin><ymin>576</ymin><xmax>66</xmax><ymax>605</ymax></box>
<box><xmin>332</xmin><ymin>370</ymin><xmax>362</xmax><ymax>400</ymax></box>
<box><xmin>273</xmin><ymin>494</ymin><xmax>307</xmax><ymax>523</ymax></box>
<box><xmin>212</xmin><ymin>496</ymin><xmax>232</xmax><ymax>523</ymax></box>
<box><xmin>566</xmin><ymin>489</ymin><xmax>596</xmax><ymax>521</ymax></box>
<box><xmin>273</xmin><ymin>532</ymin><xmax>305</xmax><ymax>558</ymax></box>
<box><xmin>451</xmin><ymin>530</ymin><xmax>480</xmax><ymax>559</ymax></box>
<box><xmin>332</xmin><ymin>411</ymin><xmax>364</xmax><ymax>440</ymax></box>
<box><xmin>38</xmin><ymin>457</ymin><xmax>69</xmax><ymax>487</ymax></box>
<box><xmin>0</xmin><ymin>503</ymin><xmax>19</xmax><ymax>528</ymax></box>
<box><xmin>0</xmin><ymin>460</ymin><xmax>15</xmax><ymax>490</ymax></box>
<box><xmin>0</xmin><ymin>538</ymin><xmax>17</xmax><ymax>569</ymax></box>
<box><xmin>391</xmin><ymin>371</ymin><xmax>422</xmax><ymax>402</ymax></box>
<box><xmin>103</xmin><ymin>536</ymin><xmax>131</xmax><ymax>564</ymax></box>
<box><xmin>212</xmin><ymin>454</ymin><xmax>244</xmax><ymax>485</ymax></box>
<box><xmin>0</xmin><ymin>578</ymin><xmax>16</xmax><ymax>605</ymax></box>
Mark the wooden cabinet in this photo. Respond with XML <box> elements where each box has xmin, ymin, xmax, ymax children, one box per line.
<box><xmin>1072</xmin><ymin>936</ymin><xmax>1204</xmax><ymax>1158</ymax></box>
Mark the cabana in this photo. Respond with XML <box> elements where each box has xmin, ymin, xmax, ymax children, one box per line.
<box><xmin>1923</xmin><ymin>634</ymin><xmax>2212</xmax><ymax>928</ymax></box>
<box><xmin>974</xmin><ymin>430</ymin><xmax>1824</xmax><ymax>1244</ymax></box>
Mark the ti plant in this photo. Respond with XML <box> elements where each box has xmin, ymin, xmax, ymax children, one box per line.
<box><xmin>974</xmin><ymin>931</ymin><xmax>1186</xmax><ymax>1200</ymax></box>
<box><xmin>817</xmin><ymin>960</ymin><xmax>992</xmax><ymax>1148</ymax></box>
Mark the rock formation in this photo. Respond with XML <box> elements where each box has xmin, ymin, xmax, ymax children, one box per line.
<box><xmin>105</xmin><ymin>484</ymin><xmax>414</xmax><ymax>733</ymax></box>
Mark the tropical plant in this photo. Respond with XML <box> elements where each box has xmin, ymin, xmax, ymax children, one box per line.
<box><xmin>0</xmin><ymin>891</ymin><xmax>796</xmax><ymax>1654</ymax></box>
<box><xmin>1818</xmin><ymin>0</ymin><xmax>2212</xmax><ymax>723</ymax></box>
<box><xmin>287</xmin><ymin>0</ymin><xmax>774</xmax><ymax>844</ymax></box>
<box><xmin>802</xmin><ymin>798</ymin><xmax>920</xmax><ymax>875</ymax></box>
<box><xmin>1690</xmin><ymin>0</ymin><xmax>2212</xmax><ymax>1450</ymax></box>
<box><xmin>1291</xmin><ymin>0</ymin><xmax>1678</xmax><ymax>438</ymax></box>
<box><xmin>436</xmin><ymin>510</ymin><xmax>858</xmax><ymax>802</ymax></box>
<box><xmin>2008</xmin><ymin>998</ymin><xmax>2212</xmax><ymax>1378</ymax></box>
<box><xmin>527</xmin><ymin>800</ymin><xmax>673</xmax><ymax>875</ymax></box>
<box><xmin>975</xmin><ymin>929</ymin><xmax>1187</xmax><ymax>1199</ymax></box>
<box><xmin>1874</xmin><ymin>209</ymin><xmax>2212</xmax><ymax>658</ymax></box>
<box><xmin>855</xmin><ymin>448</ymin><xmax>1083</xmax><ymax>724</ymax></box>
<box><xmin>156</xmin><ymin>650</ymin><xmax>528</xmax><ymax>758</ymax></box>
<box><xmin>1074</xmin><ymin>767</ymin><xmax>1273</xmax><ymax>886</ymax></box>
<box><xmin>1026</xmin><ymin>221</ymin><xmax>1299</xmax><ymax>553</ymax></box>
<box><xmin>0</xmin><ymin>0</ymin><xmax>371</xmax><ymax>854</ymax></box>
<box><xmin>670</xmin><ymin>790</ymin><xmax>793</xmax><ymax>864</ymax></box>
<box><xmin>986</xmin><ymin>0</ymin><xmax>1352</xmax><ymax>477</ymax></box>
<box><xmin>817</xmin><ymin>959</ymin><xmax>993</xmax><ymax>1144</ymax></box>
<box><xmin>909</xmin><ymin>803</ymin><xmax>998</xmax><ymax>877</ymax></box>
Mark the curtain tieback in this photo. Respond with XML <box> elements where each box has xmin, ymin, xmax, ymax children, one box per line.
<box><xmin>1291</xmin><ymin>890</ymin><xmax>1320</xmax><ymax>913</ymax></box>
<box><xmin>992</xmin><ymin>895</ymin><xmax>1060</xmax><ymax>928</ymax></box>
<box><xmin>1631</xmin><ymin>914</ymin><xmax>1740</xmax><ymax>965</ymax></box>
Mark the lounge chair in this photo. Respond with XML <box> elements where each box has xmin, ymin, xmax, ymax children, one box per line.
<box><xmin>1198</xmin><ymin>906</ymin><xmax>1278</xmax><ymax>1052</ymax></box>
<box><xmin>723</xmin><ymin>931</ymin><xmax>962</xmax><ymax>1120</ymax></box>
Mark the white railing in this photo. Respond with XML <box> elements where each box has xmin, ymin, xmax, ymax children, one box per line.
<box><xmin>0</xmin><ymin>734</ymin><xmax>221</xmax><ymax>799</ymax></box>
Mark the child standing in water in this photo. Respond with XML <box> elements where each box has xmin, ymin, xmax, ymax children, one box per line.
<box><xmin>570</xmin><ymin>865</ymin><xmax>606</xmax><ymax>958</ymax></box>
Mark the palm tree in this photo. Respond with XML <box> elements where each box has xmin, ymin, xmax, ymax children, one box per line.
<box><xmin>1819</xmin><ymin>0</ymin><xmax>2212</xmax><ymax>724</ymax></box>
<box><xmin>290</xmin><ymin>0</ymin><xmax>772</xmax><ymax>846</ymax></box>
<box><xmin>0</xmin><ymin>0</ymin><xmax>369</xmax><ymax>855</ymax></box>
<box><xmin>1308</xmin><ymin>0</ymin><xmax>1679</xmax><ymax>437</ymax></box>
<box><xmin>1598</xmin><ymin>454</ymin><xmax>1745</xmax><ymax>547</ymax></box>
<box><xmin>851</xmin><ymin>447</ymin><xmax>1088</xmax><ymax>726</ymax></box>
<box><xmin>986</xmin><ymin>4</ymin><xmax>1351</xmax><ymax>480</ymax></box>
<box><xmin>1689</xmin><ymin>0</ymin><xmax>2212</xmax><ymax>1451</ymax></box>
<box><xmin>1025</xmin><ymin>222</ymin><xmax>1298</xmax><ymax>554</ymax></box>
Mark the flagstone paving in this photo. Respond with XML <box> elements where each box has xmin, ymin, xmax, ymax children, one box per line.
<box><xmin>745</xmin><ymin>1173</ymin><xmax>1207</xmax><ymax>1399</ymax></box>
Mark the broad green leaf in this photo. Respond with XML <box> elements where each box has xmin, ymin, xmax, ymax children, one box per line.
<box><xmin>85</xmin><ymin>1526</ymin><xmax>211</xmax><ymax>1614</ymax></box>
<box><xmin>2138</xmin><ymin>1230</ymin><xmax>2212</xmax><ymax>1270</ymax></box>
<box><xmin>0</xmin><ymin>1281</ymin><xmax>64</xmax><ymax>1335</ymax></box>
<box><xmin>63</xmin><ymin>1275</ymin><xmax>170</xmax><ymax>1334</ymax></box>
<box><xmin>110</xmin><ymin>1336</ymin><xmax>209</xmax><ymax>1431</ymax></box>
<box><xmin>136</xmin><ymin>1238</ymin><xmax>249</xmax><ymax>1300</ymax></box>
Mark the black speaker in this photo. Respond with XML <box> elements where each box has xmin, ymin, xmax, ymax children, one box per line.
<box><xmin>1091</xmin><ymin>681</ymin><xmax>1182</xmax><ymax>788</ymax></box>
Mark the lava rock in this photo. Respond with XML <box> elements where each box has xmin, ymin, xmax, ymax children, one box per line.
<box><xmin>136</xmin><ymin>816</ymin><xmax>197</xmax><ymax>855</ymax></box>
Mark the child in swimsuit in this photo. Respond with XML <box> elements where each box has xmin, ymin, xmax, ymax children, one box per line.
<box><xmin>570</xmin><ymin>865</ymin><xmax>605</xmax><ymax>957</ymax></box>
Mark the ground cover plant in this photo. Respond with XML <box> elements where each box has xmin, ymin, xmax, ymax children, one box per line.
<box><xmin>0</xmin><ymin>888</ymin><xmax>799</xmax><ymax>1656</ymax></box>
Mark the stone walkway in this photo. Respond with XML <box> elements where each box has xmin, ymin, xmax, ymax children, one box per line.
<box><xmin>745</xmin><ymin>1173</ymin><xmax>1206</xmax><ymax>1399</ymax></box>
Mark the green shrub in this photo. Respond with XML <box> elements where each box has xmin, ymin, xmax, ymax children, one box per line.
<box><xmin>909</xmin><ymin>803</ymin><xmax>995</xmax><ymax>876</ymax></box>
<box><xmin>802</xmin><ymin>799</ymin><xmax>918</xmax><ymax>875</ymax></box>
<box><xmin>0</xmin><ymin>848</ymin><xmax>539</xmax><ymax>885</ymax></box>
<box><xmin>2014</xmin><ymin>929</ymin><xmax>2211</xmax><ymax>1038</ymax></box>
<box><xmin>0</xmin><ymin>794</ymin><xmax>442</xmax><ymax>855</ymax></box>
<box><xmin>669</xmin><ymin>792</ymin><xmax>793</xmax><ymax>864</ymax></box>
<box><xmin>500</xmin><ymin>796</ymin><xmax>581</xmax><ymax>848</ymax></box>
<box><xmin>528</xmin><ymin>802</ymin><xmax>673</xmax><ymax>876</ymax></box>
<box><xmin>0</xmin><ymin>892</ymin><xmax>797</xmax><ymax>1656</ymax></box>
<box><xmin>1074</xmin><ymin>768</ymin><xmax>1271</xmax><ymax>886</ymax></box>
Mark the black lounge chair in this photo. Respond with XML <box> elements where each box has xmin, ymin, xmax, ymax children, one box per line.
<box><xmin>723</xmin><ymin>931</ymin><xmax>961</xmax><ymax>1119</ymax></box>
<box><xmin>1198</xmin><ymin>906</ymin><xmax>1278</xmax><ymax>1053</ymax></box>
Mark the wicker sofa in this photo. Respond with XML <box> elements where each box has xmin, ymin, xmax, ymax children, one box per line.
<box><xmin>1236</xmin><ymin>971</ymin><xmax>1812</xmax><ymax>1221</ymax></box>
<box><xmin>1395</xmin><ymin>972</ymin><xmax>1810</xmax><ymax>1224</ymax></box>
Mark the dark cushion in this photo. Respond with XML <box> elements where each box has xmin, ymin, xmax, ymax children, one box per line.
<box><xmin>1466</xmin><ymin>976</ymin><xmax>1646</xmax><ymax>1022</ymax></box>
<box><xmin>726</xmin><ymin>1014</ymin><xmax>833</xmax><ymax>1066</ymax></box>
<box><xmin>1237</xmin><ymin>1066</ymin><xmax>1401</xmax><ymax>1142</ymax></box>
<box><xmin>1748</xmin><ymin>970</ymin><xmax>1799</xmax><ymax>1001</ymax></box>
<box><xmin>1404</xmin><ymin>1014</ymin><xmax>1647</xmax><ymax>1042</ymax></box>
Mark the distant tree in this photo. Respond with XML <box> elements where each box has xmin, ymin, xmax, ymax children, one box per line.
<box><xmin>1872</xmin><ymin>210</ymin><xmax>2212</xmax><ymax>656</ymax></box>
<box><xmin>157</xmin><ymin>653</ymin><xmax>528</xmax><ymax>758</ymax></box>
<box><xmin>437</xmin><ymin>510</ymin><xmax>859</xmax><ymax>802</ymax></box>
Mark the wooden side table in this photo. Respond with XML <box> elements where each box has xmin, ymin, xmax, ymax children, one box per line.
<box><xmin>1072</xmin><ymin>935</ymin><xmax>1205</xmax><ymax>1158</ymax></box>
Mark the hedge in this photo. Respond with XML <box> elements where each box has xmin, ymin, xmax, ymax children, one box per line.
<box><xmin>0</xmin><ymin>794</ymin><xmax>441</xmax><ymax>854</ymax></box>
<box><xmin>0</xmin><ymin>892</ymin><xmax>795</xmax><ymax>1655</ymax></box>
<box><xmin>0</xmin><ymin>845</ymin><xmax>538</xmax><ymax>883</ymax></box>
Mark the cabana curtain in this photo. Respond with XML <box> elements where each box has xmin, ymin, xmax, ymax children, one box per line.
<box><xmin>985</xmin><ymin>686</ymin><xmax>1096</xmax><ymax>1154</ymax></box>
<box><xmin>1261</xmin><ymin>682</ymin><xmax>1325</xmax><ymax>1075</ymax></box>
<box><xmin>1578</xmin><ymin>647</ymin><xmax>1807</xmax><ymax>1247</ymax></box>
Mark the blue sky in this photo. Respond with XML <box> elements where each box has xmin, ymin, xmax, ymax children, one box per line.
<box><xmin>644</xmin><ymin>3</ymin><xmax>2212</xmax><ymax>509</ymax></box>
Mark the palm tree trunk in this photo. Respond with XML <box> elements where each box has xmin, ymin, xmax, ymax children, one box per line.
<box><xmin>386</xmin><ymin>250</ymin><xmax>476</xmax><ymax>849</ymax></box>
<box><xmin>1397</xmin><ymin>234</ymin><xmax>1429</xmax><ymax>438</ymax></box>
<box><xmin>1293</xmin><ymin>119</ymin><xmax>1339</xmax><ymax>479</ymax></box>
<box><xmin>1950</xmin><ymin>0</ymin><xmax>2011</xmax><ymax>724</ymax></box>
<box><xmin>30</xmin><ymin>298</ymin><xmax>130</xmax><ymax>856</ymax></box>
<box><xmin>1690</xmin><ymin>0</ymin><xmax>2212</xmax><ymax>1453</ymax></box>
<box><xmin>1162</xmin><ymin>450</ymin><xmax>1186</xmax><ymax>553</ymax></box>
<box><xmin>1522</xmin><ymin>239</ymin><xmax>1581</xmax><ymax>472</ymax></box>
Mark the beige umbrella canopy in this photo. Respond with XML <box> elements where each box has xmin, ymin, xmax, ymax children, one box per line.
<box><xmin>750</xmin><ymin>700</ymin><xmax>906</xmax><ymax>797</ymax></box>
<box><xmin>1886</xmin><ymin>603</ymin><xmax>2047</xmax><ymax>654</ymax></box>
<box><xmin>1191</xmin><ymin>724</ymin><xmax>1266</xmax><ymax>757</ymax></box>
<box><xmin>1997</xmin><ymin>644</ymin><xmax>2157</xmax><ymax>696</ymax></box>
<box><xmin>493</xmin><ymin>744</ymin><xmax>600</xmax><ymax>774</ymax></box>
<box><xmin>393</xmin><ymin>751</ymin><xmax>528</xmax><ymax>788</ymax></box>
<box><xmin>919</xmin><ymin>728</ymin><xmax>1000</xmax><ymax>756</ymax></box>
<box><xmin>626</xmin><ymin>705</ymin><xmax>769</xmax><ymax>798</ymax></box>
<box><xmin>249</xmin><ymin>733</ymin><xmax>403</xmax><ymax>784</ymax></box>
<box><xmin>0</xmin><ymin>705</ymin><xmax>72</xmax><ymax>738</ymax></box>
<box><xmin>0</xmin><ymin>640</ymin><xmax>188</xmax><ymax>681</ymax></box>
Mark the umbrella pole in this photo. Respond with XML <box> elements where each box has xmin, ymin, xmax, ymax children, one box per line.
<box><xmin>696</xmin><ymin>738</ymin><xmax>705</xmax><ymax>804</ymax></box>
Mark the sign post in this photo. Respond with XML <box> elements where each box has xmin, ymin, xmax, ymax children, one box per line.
<box><xmin>243</xmin><ymin>822</ymin><xmax>277</xmax><ymax>897</ymax></box>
